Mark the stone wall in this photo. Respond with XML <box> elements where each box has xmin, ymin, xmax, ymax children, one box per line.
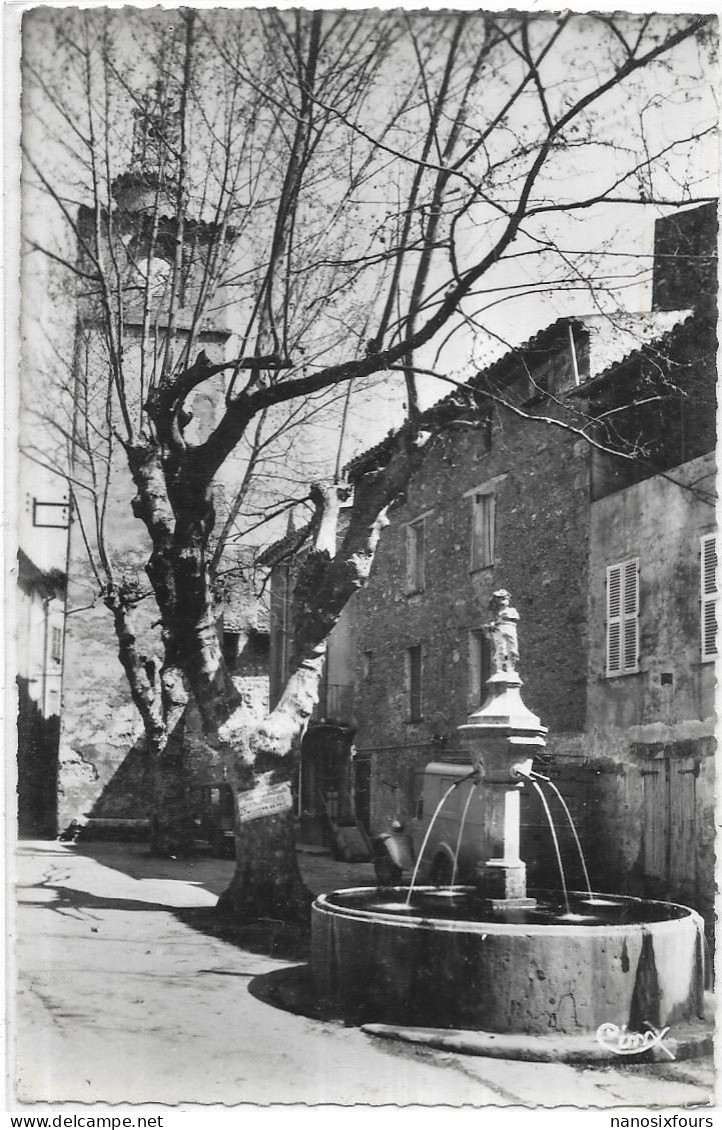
<box><xmin>58</xmin><ymin>451</ymin><xmax>270</xmax><ymax>832</ymax></box>
<box><xmin>58</xmin><ymin>552</ymin><xmax>158</xmax><ymax>831</ymax></box>
<box><xmin>349</xmin><ymin>394</ymin><xmax>715</xmax><ymax>936</ymax></box>
<box><xmin>584</xmin><ymin>452</ymin><xmax>716</xmax><ymax>930</ymax></box>
<box><xmin>587</xmin><ymin>453</ymin><xmax>716</xmax><ymax>737</ymax></box>
<box><xmin>353</xmin><ymin>400</ymin><xmax>591</xmax><ymax>834</ymax></box>
<box><xmin>59</xmin><ymin>551</ymin><xmax>270</xmax><ymax>832</ymax></box>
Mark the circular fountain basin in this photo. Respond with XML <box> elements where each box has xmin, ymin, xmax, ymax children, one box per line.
<box><xmin>311</xmin><ymin>887</ymin><xmax>705</xmax><ymax>1035</ymax></box>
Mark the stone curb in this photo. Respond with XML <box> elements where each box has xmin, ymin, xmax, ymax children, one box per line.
<box><xmin>361</xmin><ymin>1019</ymin><xmax>714</xmax><ymax>1064</ymax></box>
<box><xmin>254</xmin><ymin>964</ymin><xmax>714</xmax><ymax>1067</ymax></box>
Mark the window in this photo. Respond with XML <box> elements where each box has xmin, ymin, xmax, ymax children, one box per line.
<box><xmin>223</xmin><ymin>631</ymin><xmax>240</xmax><ymax>666</ymax></box>
<box><xmin>406</xmin><ymin>517</ymin><xmax>426</xmax><ymax>593</ymax></box>
<box><xmin>701</xmin><ymin>533</ymin><xmax>717</xmax><ymax>662</ymax></box>
<box><xmin>606</xmin><ymin>558</ymin><xmax>639</xmax><ymax>677</ymax></box>
<box><xmin>469</xmin><ymin>630</ymin><xmax>491</xmax><ymax>706</ymax></box>
<box><xmin>50</xmin><ymin>626</ymin><xmax>62</xmax><ymax>664</ymax></box>
<box><xmin>478</xmin><ymin>410</ymin><xmax>492</xmax><ymax>454</ymax></box>
<box><xmin>471</xmin><ymin>492</ymin><xmax>495</xmax><ymax>570</ymax></box>
<box><xmin>406</xmin><ymin>645</ymin><xmax>423</xmax><ymax>721</ymax></box>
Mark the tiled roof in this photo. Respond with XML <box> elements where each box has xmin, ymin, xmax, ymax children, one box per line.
<box><xmin>576</xmin><ymin>309</ymin><xmax>694</xmax><ymax>380</ymax></box>
<box><xmin>257</xmin><ymin>308</ymin><xmax>705</xmax><ymax>567</ymax></box>
<box><xmin>256</xmin><ymin>519</ymin><xmax>314</xmax><ymax>568</ymax></box>
<box><xmin>17</xmin><ymin>549</ymin><xmax>66</xmax><ymax>597</ymax></box>
<box><xmin>344</xmin><ymin>383</ymin><xmax>479</xmax><ymax>482</ymax></box>
<box><xmin>572</xmin><ymin>310</ymin><xmax>699</xmax><ymax>394</ymax></box>
<box><xmin>344</xmin><ymin>308</ymin><xmax>696</xmax><ymax>476</ymax></box>
<box><xmin>466</xmin><ymin>308</ymin><xmax>693</xmax><ymax>390</ymax></box>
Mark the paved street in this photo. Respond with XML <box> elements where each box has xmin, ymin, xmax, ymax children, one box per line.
<box><xmin>12</xmin><ymin>841</ymin><xmax>716</xmax><ymax>1108</ymax></box>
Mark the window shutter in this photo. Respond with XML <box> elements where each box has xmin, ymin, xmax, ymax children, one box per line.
<box><xmin>606</xmin><ymin>564</ymin><xmax>622</xmax><ymax>676</ymax></box>
<box><xmin>471</xmin><ymin>494</ymin><xmax>495</xmax><ymax>570</ymax></box>
<box><xmin>416</xmin><ymin>521</ymin><xmax>425</xmax><ymax>589</ymax></box>
<box><xmin>701</xmin><ymin>534</ymin><xmax>717</xmax><ymax>661</ymax></box>
<box><xmin>622</xmin><ymin>558</ymin><xmax>639</xmax><ymax>673</ymax></box>
<box><xmin>406</xmin><ymin>525</ymin><xmax>415</xmax><ymax>590</ymax></box>
<box><xmin>406</xmin><ymin>519</ymin><xmax>425</xmax><ymax>592</ymax></box>
<box><xmin>607</xmin><ymin>558</ymin><xmax>639</xmax><ymax>676</ymax></box>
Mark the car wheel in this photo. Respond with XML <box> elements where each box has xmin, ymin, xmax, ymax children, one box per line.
<box><xmin>374</xmin><ymin>857</ymin><xmax>403</xmax><ymax>885</ymax></box>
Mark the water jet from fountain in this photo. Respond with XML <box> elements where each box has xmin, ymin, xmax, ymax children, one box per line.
<box><xmin>404</xmin><ymin>769</ymin><xmax>477</xmax><ymax>906</ymax></box>
<box><xmin>529</xmin><ymin>767</ymin><xmax>593</xmax><ymax>901</ymax></box>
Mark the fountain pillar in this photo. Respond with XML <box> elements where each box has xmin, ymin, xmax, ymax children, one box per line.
<box><xmin>457</xmin><ymin>592</ymin><xmax>547</xmax><ymax>908</ymax></box>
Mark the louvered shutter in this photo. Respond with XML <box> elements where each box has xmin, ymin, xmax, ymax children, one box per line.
<box><xmin>622</xmin><ymin>558</ymin><xmax>639</xmax><ymax>673</ymax></box>
<box><xmin>471</xmin><ymin>493</ymin><xmax>495</xmax><ymax>570</ymax></box>
<box><xmin>701</xmin><ymin>534</ymin><xmax>717</xmax><ymax>661</ymax></box>
<box><xmin>406</xmin><ymin>519</ymin><xmax>425</xmax><ymax>592</ymax></box>
<box><xmin>607</xmin><ymin>564</ymin><xmax>622</xmax><ymax>676</ymax></box>
<box><xmin>607</xmin><ymin>558</ymin><xmax>639</xmax><ymax>676</ymax></box>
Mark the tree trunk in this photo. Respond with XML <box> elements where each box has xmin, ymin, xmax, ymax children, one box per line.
<box><xmin>149</xmin><ymin>728</ymin><xmax>197</xmax><ymax>856</ymax></box>
<box><xmin>216</xmin><ymin>807</ymin><xmax>311</xmax><ymax>923</ymax></box>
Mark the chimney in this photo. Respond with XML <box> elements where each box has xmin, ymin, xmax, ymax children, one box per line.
<box><xmin>651</xmin><ymin>202</ymin><xmax>718</xmax><ymax>316</ymax></box>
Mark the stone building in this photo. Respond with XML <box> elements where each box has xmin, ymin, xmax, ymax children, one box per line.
<box><xmin>582</xmin><ymin>313</ymin><xmax>716</xmax><ymax>924</ymax></box>
<box><xmin>344</xmin><ymin>203</ymin><xmax>716</xmax><ymax>923</ymax></box>
<box><xmin>17</xmin><ymin>552</ymin><xmax>66</xmax><ymax>837</ymax></box>
<box><xmin>16</xmin><ymin>456</ymin><xmax>69</xmax><ymax>837</ymax></box>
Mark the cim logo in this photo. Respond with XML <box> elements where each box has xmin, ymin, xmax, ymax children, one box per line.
<box><xmin>596</xmin><ymin>1022</ymin><xmax>675</xmax><ymax>1061</ymax></box>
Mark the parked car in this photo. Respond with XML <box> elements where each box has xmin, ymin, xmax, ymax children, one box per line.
<box><xmin>372</xmin><ymin>759</ymin><xmax>484</xmax><ymax>885</ymax></box>
<box><xmin>191</xmin><ymin>782</ymin><xmax>235</xmax><ymax>858</ymax></box>
<box><xmin>383</xmin><ymin>757</ymin><xmax>593</xmax><ymax>891</ymax></box>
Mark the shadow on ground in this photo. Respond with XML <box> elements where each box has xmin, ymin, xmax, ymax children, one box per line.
<box><xmin>176</xmin><ymin>904</ymin><xmax>313</xmax><ymax>963</ymax></box>
<box><xmin>18</xmin><ymin>868</ymin><xmax>349</xmax><ymax>1029</ymax></box>
<box><xmin>246</xmin><ymin>963</ymin><xmax>354</xmax><ymax>1024</ymax></box>
<box><xmin>64</xmin><ymin>841</ymin><xmax>236</xmax><ymax>895</ymax></box>
<box><xmin>18</xmin><ymin>871</ymin><xmax>314</xmax><ymax>960</ymax></box>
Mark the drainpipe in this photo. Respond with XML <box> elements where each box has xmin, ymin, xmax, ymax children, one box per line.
<box><xmin>41</xmin><ymin>595</ymin><xmax>50</xmax><ymax>718</ymax></box>
<box><xmin>355</xmin><ymin>740</ymin><xmax>459</xmax><ymax>753</ymax></box>
<box><xmin>567</xmin><ymin>323</ymin><xmax>580</xmax><ymax>386</ymax></box>
<box><xmin>59</xmin><ymin>494</ymin><xmax>73</xmax><ymax>717</ymax></box>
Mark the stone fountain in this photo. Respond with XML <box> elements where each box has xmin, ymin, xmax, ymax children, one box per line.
<box><xmin>311</xmin><ymin>593</ymin><xmax>706</xmax><ymax>1045</ymax></box>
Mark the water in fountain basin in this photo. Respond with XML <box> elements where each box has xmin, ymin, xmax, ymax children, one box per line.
<box><xmin>330</xmin><ymin>886</ymin><xmax>690</xmax><ymax>926</ymax></box>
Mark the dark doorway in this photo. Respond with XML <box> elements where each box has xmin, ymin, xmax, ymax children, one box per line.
<box><xmin>299</xmin><ymin>724</ymin><xmax>355</xmax><ymax>847</ymax></box>
<box><xmin>17</xmin><ymin>676</ymin><xmax>59</xmax><ymax>838</ymax></box>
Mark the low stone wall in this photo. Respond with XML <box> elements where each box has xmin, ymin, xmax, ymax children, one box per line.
<box><xmin>73</xmin><ymin>818</ymin><xmax>150</xmax><ymax>842</ymax></box>
<box><xmin>588</xmin><ymin>738</ymin><xmax>715</xmax><ymax>942</ymax></box>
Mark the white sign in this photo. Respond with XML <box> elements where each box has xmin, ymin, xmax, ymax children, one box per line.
<box><xmin>237</xmin><ymin>781</ymin><xmax>293</xmax><ymax>824</ymax></box>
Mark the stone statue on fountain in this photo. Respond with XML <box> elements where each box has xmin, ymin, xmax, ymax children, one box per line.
<box><xmin>485</xmin><ymin>589</ymin><xmax>519</xmax><ymax>677</ymax></box>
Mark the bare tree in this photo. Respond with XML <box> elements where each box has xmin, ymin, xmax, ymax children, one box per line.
<box><xmin>21</xmin><ymin>7</ymin><xmax>716</xmax><ymax>920</ymax></box>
